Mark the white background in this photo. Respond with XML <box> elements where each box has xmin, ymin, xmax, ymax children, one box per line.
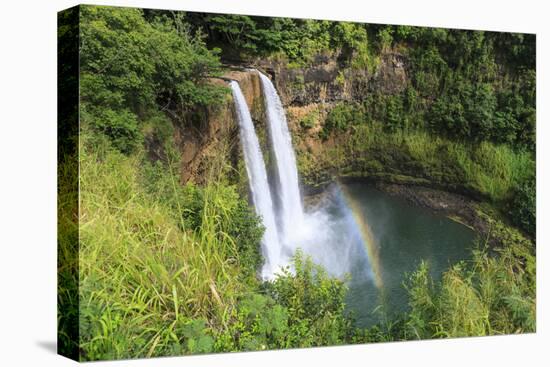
<box><xmin>0</xmin><ymin>0</ymin><xmax>548</xmax><ymax>365</ymax></box>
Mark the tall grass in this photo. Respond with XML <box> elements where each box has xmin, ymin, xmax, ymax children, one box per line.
<box><xmin>57</xmin><ymin>152</ymin><xmax>80</xmax><ymax>358</ymax></box>
<box><xmin>74</xmin><ymin>127</ymin><xmax>359</xmax><ymax>360</ymax></box>
<box><xmin>403</xmin><ymin>219</ymin><xmax>535</xmax><ymax>339</ymax></box>
<box><xmin>77</xmin><ymin>138</ymin><xmax>252</xmax><ymax>360</ymax></box>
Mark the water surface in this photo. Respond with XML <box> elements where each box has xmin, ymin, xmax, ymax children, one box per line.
<box><xmin>304</xmin><ymin>183</ymin><xmax>476</xmax><ymax>327</ymax></box>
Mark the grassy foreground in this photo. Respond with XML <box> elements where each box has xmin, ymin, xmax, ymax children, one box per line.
<box><xmin>65</xmin><ymin>135</ymin><xmax>356</xmax><ymax>360</ymax></box>
<box><xmin>56</xmin><ymin>133</ymin><xmax>536</xmax><ymax>360</ymax></box>
<box><xmin>402</xmin><ymin>220</ymin><xmax>535</xmax><ymax>339</ymax></box>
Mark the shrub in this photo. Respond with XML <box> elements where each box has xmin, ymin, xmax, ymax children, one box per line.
<box><xmin>178</xmin><ymin>319</ymin><xmax>215</xmax><ymax>354</ymax></box>
<box><xmin>88</xmin><ymin>109</ymin><xmax>142</xmax><ymax>154</ymax></box>
<box><xmin>264</xmin><ymin>251</ymin><xmax>355</xmax><ymax>347</ymax></box>
<box><xmin>509</xmin><ymin>178</ymin><xmax>536</xmax><ymax>236</ymax></box>
<box><xmin>299</xmin><ymin>110</ymin><xmax>317</xmax><ymax>130</ymax></box>
<box><xmin>377</xmin><ymin>27</ymin><xmax>394</xmax><ymax>51</ymax></box>
<box><xmin>79</xmin><ymin>5</ymin><xmax>227</xmax><ymax>155</ymax></box>
<box><xmin>385</xmin><ymin>96</ymin><xmax>405</xmax><ymax>131</ymax></box>
<box><xmin>321</xmin><ymin>103</ymin><xmax>365</xmax><ymax>139</ymax></box>
<box><xmin>213</xmin><ymin>252</ymin><xmax>358</xmax><ymax>352</ymax></box>
<box><xmin>215</xmin><ymin>294</ymin><xmax>290</xmax><ymax>351</ymax></box>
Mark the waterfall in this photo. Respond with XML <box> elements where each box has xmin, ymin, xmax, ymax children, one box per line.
<box><xmin>259</xmin><ymin>72</ymin><xmax>304</xmax><ymax>245</ymax></box>
<box><xmin>231</xmin><ymin>73</ymin><xmax>374</xmax><ymax>286</ymax></box>
<box><xmin>230</xmin><ymin>81</ymin><xmax>282</xmax><ymax>279</ymax></box>
<box><xmin>256</xmin><ymin>73</ymin><xmax>375</xmax><ymax>285</ymax></box>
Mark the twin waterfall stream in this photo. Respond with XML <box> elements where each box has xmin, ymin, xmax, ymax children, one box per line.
<box><xmin>230</xmin><ymin>71</ymin><xmax>376</xmax><ymax>282</ymax></box>
<box><xmin>229</xmin><ymin>74</ymin><xmax>474</xmax><ymax>325</ymax></box>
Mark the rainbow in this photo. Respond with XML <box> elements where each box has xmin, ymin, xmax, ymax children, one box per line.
<box><xmin>338</xmin><ymin>182</ymin><xmax>383</xmax><ymax>289</ymax></box>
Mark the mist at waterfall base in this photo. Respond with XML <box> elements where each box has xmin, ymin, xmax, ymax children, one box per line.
<box><xmin>232</xmin><ymin>73</ymin><xmax>475</xmax><ymax>327</ymax></box>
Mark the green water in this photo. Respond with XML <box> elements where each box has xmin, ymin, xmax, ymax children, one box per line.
<box><xmin>339</xmin><ymin>183</ymin><xmax>476</xmax><ymax>327</ymax></box>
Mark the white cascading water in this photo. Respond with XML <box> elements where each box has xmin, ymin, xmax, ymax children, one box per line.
<box><xmin>296</xmin><ymin>185</ymin><xmax>374</xmax><ymax>280</ymax></box>
<box><xmin>232</xmin><ymin>74</ymin><xmax>375</xmax><ymax>285</ymax></box>
<box><xmin>258</xmin><ymin>73</ymin><xmax>375</xmax><ymax>283</ymax></box>
<box><xmin>259</xmin><ymin>72</ymin><xmax>304</xmax><ymax>244</ymax></box>
<box><xmin>230</xmin><ymin>81</ymin><xmax>282</xmax><ymax>279</ymax></box>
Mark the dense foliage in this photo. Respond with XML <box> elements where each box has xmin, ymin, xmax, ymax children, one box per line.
<box><xmin>509</xmin><ymin>177</ymin><xmax>536</xmax><ymax>235</ymax></box>
<box><xmin>79</xmin><ymin>6</ymin><xmax>227</xmax><ymax>153</ymax></box>
<box><xmin>299</xmin><ymin>122</ymin><xmax>534</xmax><ymax>213</ymax></box>
<box><xmin>315</xmin><ymin>30</ymin><xmax>534</xmax><ymax>150</ymax></box>
<box><xmin>62</xmin><ymin>5</ymin><xmax>536</xmax><ymax>360</ymax></box>
<box><xmin>74</xmin><ymin>8</ymin><xmax>361</xmax><ymax>357</ymax></box>
<box><xmin>182</xmin><ymin>14</ymin><xmax>535</xmax><ymax>154</ymax></box>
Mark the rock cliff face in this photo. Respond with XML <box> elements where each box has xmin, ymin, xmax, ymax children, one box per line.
<box><xmin>174</xmin><ymin>70</ymin><xmax>265</xmax><ymax>185</ymax></box>
<box><xmin>175</xmin><ymin>50</ymin><xmax>409</xmax><ymax>186</ymax></box>
<box><xmin>248</xmin><ymin>50</ymin><xmax>409</xmax><ymax>190</ymax></box>
<box><xmin>254</xmin><ymin>50</ymin><xmax>407</xmax><ymax>106</ymax></box>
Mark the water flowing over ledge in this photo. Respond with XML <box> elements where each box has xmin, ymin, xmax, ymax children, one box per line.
<box><xmin>259</xmin><ymin>72</ymin><xmax>305</xmax><ymax>249</ymax></box>
<box><xmin>230</xmin><ymin>81</ymin><xmax>283</xmax><ymax>279</ymax></box>
<box><xmin>231</xmin><ymin>71</ymin><xmax>378</xmax><ymax>283</ymax></box>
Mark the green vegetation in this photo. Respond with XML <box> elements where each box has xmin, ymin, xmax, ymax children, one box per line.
<box><xmin>73</xmin><ymin>134</ymin><xmax>536</xmax><ymax>359</ymax></box>
<box><xmin>58</xmin><ymin>5</ymin><xmax>536</xmax><ymax>360</ymax></box>
<box><xmin>183</xmin><ymin>14</ymin><xmax>379</xmax><ymax>67</ymax></box>
<box><xmin>157</xmin><ymin>12</ymin><xmax>536</xmax><ymax>234</ymax></box>
<box><xmin>72</xmin><ymin>8</ymin><xmax>361</xmax><ymax>358</ymax></box>
<box><xmin>303</xmin><ymin>25</ymin><xmax>536</xmax><ymax>236</ymax></box>
<box><xmin>76</xmin><ymin>135</ymin><xmax>355</xmax><ymax>358</ymax></box>
<box><xmin>58</xmin><ymin>6</ymin><xmax>80</xmax><ymax>359</ymax></box>
<box><xmin>299</xmin><ymin>109</ymin><xmax>319</xmax><ymax>130</ymax></box>
<box><xmin>184</xmin><ymin>15</ymin><xmax>535</xmax><ymax>150</ymax></box>
<box><xmin>509</xmin><ymin>177</ymin><xmax>536</xmax><ymax>235</ymax></box>
<box><xmin>80</xmin><ymin>6</ymin><xmax>227</xmax><ymax>154</ymax></box>
<box><xmin>300</xmin><ymin>122</ymin><xmax>534</xmax><ymax>208</ymax></box>
<box><xmin>320</xmin><ymin>102</ymin><xmax>365</xmax><ymax>138</ymax></box>
<box><xmin>403</xmin><ymin>219</ymin><xmax>535</xmax><ymax>339</ymax></box>
<box><xmin>215</xmin><ymin>252</ymin><xmax>355</xmax><ymax>351</ymax></box>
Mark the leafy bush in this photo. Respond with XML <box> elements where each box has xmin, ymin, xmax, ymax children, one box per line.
<box><xmin>79</xmin><ymin>6</ymin><xmax>227</xmax><ymax>154</ymax></box>
<box><xmin>87</xmin><ymin>109</ymin><xmax>142</xmax><ymax>154</ymax></box>
<box><xmin>426</xmin><ymin>78</ymin><xmax>535</xmax><ymax>150</ymax></box>
<box><xmin>377</xmin><ymin>27</ymin><xmax>394</xmax><ymax>51</ymax></box>
<box><xmin>428</xmin><ymin>82</ymin><xmax>495</xmax><ymax>141</ymax></box>
<box><xmin>215</xmin><ymin>293</ymin><xmax>289</xmax><ymax>351</ymax></box>
<box><xmin>209</xmin><ymin>253</ymin><xmax>357</xmax><ymax>352</ymax></box>
<box><xmin>177</xmin><ymin>319</ymin><xmax>215</xmax><ymax>354</ymax></box>
<box><xmin>321</xmin><ymin>103</ymin><xmax>365</xmax><ymax>139</ymax></box>
<box><xmin>509</xmin><ymin>178</ymin><xmax>536</xmax><ymax>236</ymax></box>
<box><xmin>385</xmin><ymin>95</ymin><xmax>406</xmax><ymax>131</ymax></box>
<box><xmin>299</xmin><ymin>110</ymin><xmax>318</xmax><ymax>130</ymax></box>
<box><xmin>331</xmin><ymin>22</ymin><xmax>372</xmax><ymax>69</ymax></box>
<box><xmin>264</xmin><ymin>252</ymin><xmax>355</xmax><ymax>347</ymax></box>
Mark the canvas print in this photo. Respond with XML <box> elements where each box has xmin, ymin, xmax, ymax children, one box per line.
<box><xmin>58</xmin><ymin>4</ymin><xmax>536</xmax><ymax>362</ymax></box>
